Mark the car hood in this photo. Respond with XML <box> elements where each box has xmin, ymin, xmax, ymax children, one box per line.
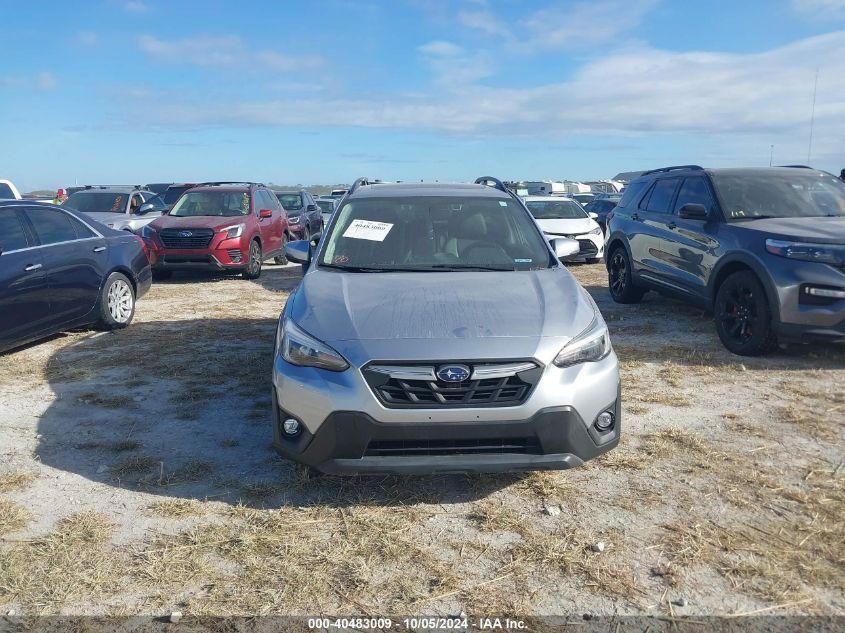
<box><xmin>735</xmin><ymin>216</ymin><xmax>845</xmax><ymax>244</ymax></box>
<box><xmin>535</xmin><ymin>217</ymin><xmax>597</xmax><ymax>235</ymax></box>
<box><xmin>151</xmin><ymin>215</ymin><xmax>247</xmax><ymax>231</ymax></box>
<box><xmin>288</xmin><ymin>268</ymin><xmax>596</xmax><ymax>362</ymax></box>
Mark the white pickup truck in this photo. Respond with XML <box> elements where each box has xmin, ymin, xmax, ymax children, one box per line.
<box><xmin>0</xmin><ymin>179</ymin><xmax>22</xmax><ymax>200</ymax></box>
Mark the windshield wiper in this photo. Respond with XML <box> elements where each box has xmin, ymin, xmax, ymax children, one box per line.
<box><xmin>320</xmin><ymin>263</ymin><xmax>410</xmax><ymax>273</ymax></box>
<box><xmin>427</xmin><ymin>264</ymin><xmax>516</xmax><ymax>272</ymax></box>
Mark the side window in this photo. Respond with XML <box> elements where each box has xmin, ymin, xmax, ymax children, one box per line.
<box><xmin>619</xmin><ymin>180</ymin><xmax>647</xmax><ymax>207</ymax></box>
<box><xmin>0</xmin><ymin>209</ymin><xmax>30</xmax><ymax>252</ymax></box>
<box><xmin>144</xmin><ymin>193</ymin><xmax>168</xmax><ymax>211</ymax></box>
<box><xmin>24</xmin><ymin>207</ymin><xmax>79</xmax><ymax>245</ymax></box>
<box><xmin>645</xmin><ymin>178</ymin><xmax>680</xmax><ymax>213</ymax></box>
<box><xmin>673</xmin><ymin>177</ymin><xmax>714</xmax><ymax>214</ymax></box>
<box><xmin>255</xmin><ymin>190</ymin><xmax>274</xmax><ymax>213</ymax></box>
<box><xmin>66</xmin><ymin>214</ymin><xmax>97</xmax><ymax>239</ymax></box>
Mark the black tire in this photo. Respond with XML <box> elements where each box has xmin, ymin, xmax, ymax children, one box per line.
<box><xmin>98</xmin><ymin>272</ymin><xmax>135</xmax><ymax>330</ymax></box>
<box><xmin>607</xmin><ymin>246</ymin><xmax>646</xmax><ymax>304</ymax></box>
<box><xmin>274</xmin><ymin>233</ymin><xmax>289</xmax><ymax>265</ymax></box>
<box><xmin>714</xmin><ymin>270</ymin><xmax>778</xmax><ymax>356</ymax></box>
<box><xmin>152</xmin><ymin>270</ymin><xmax>172</xmax><ymax>281</ymax></box>
<box><xmin>243</xmin><ymin>240</ymin><xmax>263</xmax><ymax>279</ymax></box>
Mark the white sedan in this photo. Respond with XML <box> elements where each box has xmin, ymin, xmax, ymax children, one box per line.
<box><xmin>523</xmin><ymin>196</ymin><xmax>604</xmax><ymax>263</ymax></box>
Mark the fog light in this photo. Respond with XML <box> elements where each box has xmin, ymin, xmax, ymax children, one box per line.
<box><xmin>595</xmin><ymin>411</ymin><xmax>614</xmax><ymax>432</ymax></box>
<box><xmin>282</xmin><ymin>418</ymin><xmax>301</xmax><ymax>436</ymax></box>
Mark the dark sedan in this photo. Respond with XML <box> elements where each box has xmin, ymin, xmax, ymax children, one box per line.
<box><xmin>0</xmin><ymin>201</ymin><xmax>151</xmax><ymax>354</ymax></box>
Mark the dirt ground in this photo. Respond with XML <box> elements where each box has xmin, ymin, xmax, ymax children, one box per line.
<box><xmin>0</xmin><ymin>262</ymin><xmax>842</xmax><ymax>618</ymax></box>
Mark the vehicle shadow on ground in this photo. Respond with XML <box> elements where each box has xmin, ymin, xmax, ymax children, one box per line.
<box><xmin>151</xmin><ymin>262</ymin><xmax>302</xmax><ymax>294</ymax></box>
<box><xmin>34</xmin><ymin>317</ymin><xmax>519</xmax><ymax>510</ymax></box>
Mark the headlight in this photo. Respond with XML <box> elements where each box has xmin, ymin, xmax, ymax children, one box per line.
<box><xmin>588</xmin><ymin>226</ymin><xmax>603</xmax><ymax>236</ymax></box>
<box><xmin>288</xmin><ymin>214</ymin><xmax>301</xmax><ymax>225</ymax></box>
<box><xmin>139</xmin><ymin>225</ymin><xmax>156</xmax><ymax>238</ymax></box>
<box><xmin>221</xmin><ymin>223</ymin><xmax>245</xmax><ymax>239</ymax></box>
<box><xmin>553</xmin><ymin>315</ymin><xmax>611</xmax><ymax>367</ymax></box>
<box><xmin>765</xmin><ymin>239</ymin><xmax>845</xmax><ymax>266</ymax></box>
<box><xmin>278</xmin><ymin>319</ymin><xmax>349</xmax><ymax>371</ymax></box>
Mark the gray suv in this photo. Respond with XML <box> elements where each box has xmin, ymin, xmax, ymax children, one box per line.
<box><xmin>605</xmin><ymin>165</ymin><xmax>845</xmax><ymax>355</ymax></box>
<box><xmin>272</xmin><ymin>177</ymin><xmax>621</xmax><ymax>474</ymax></box>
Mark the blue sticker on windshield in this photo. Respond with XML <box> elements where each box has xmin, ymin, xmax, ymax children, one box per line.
<box><xmin>514</xmin><ymin>258</ymin><xmax>533</xmax><ymax>263</ymax></box>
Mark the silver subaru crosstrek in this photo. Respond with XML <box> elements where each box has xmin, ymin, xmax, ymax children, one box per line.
<box><xmin>272</xmin><ymin>178</ymin><xmax>620</xmax><ymax>474</ymax></box>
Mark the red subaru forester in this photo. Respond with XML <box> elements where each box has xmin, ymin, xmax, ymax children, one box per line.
<box><xmin>140</xmin><ymin>182</ymin><xmax>290</xmax><ymax>280</ymax></box>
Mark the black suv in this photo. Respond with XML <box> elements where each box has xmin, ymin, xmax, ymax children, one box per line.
<box><xmin>273</xmin><ymin>190</ymin><xmax>323</xmax><ymax>241</ymax></box>
<box><xmin>605</xmin><ymin>165</ymin><xmax>845</xmax><ymax>355</ymax></box>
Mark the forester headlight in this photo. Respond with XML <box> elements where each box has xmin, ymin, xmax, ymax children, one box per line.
<box><xmin>279</xmin><ymin>319</ymin><xmax>349</xmax><ymax>371</ymax></box>
<box><xmin>553</xmin><ymin>315</ymin><xmax>611</xmax><ymax>367</ymax></box>
<box><xmin>765</xmin><ymin>239</ymin><xmax>845</xmax><ymax>266</ymax></box>
<box><xmin>221</xmin><ymin>223</ymin><xmax>245</xmax><ymax>239</ymax></box>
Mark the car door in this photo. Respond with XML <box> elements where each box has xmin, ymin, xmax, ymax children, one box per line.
<box><xmin>22</xmin><ymin>206</ymin><xmax>108</xmax><ymax>325</ymax></box>
<box><xmin>255</xmin><ymin>189</ymin><xmax>282</xmax><ymax>255</ymax></box>
<box><xmin>0</xmin><ymin>207</ymin><xmax>51</xmax><ymax>351</ymax></box>
<box><xmin>633</xmin><ymin>177</ymin><xmax>682</xmax><ymax>286</ymax></box>
<box><xmin>661</xmin><ymin>176</ymin><xmax>722</xmax><ymax>295</ymax></box>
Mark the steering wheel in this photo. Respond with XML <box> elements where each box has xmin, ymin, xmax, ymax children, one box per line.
<box><xmin>461</xmin><ymin>240</ymin><xmax>513</xmax><ymax>267</ymax></box>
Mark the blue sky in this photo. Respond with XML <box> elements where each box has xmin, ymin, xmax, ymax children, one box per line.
<box><xmin>2</xmin><ymin>0</ymin><xmax>845</xmax><ymax>191</ymax></box>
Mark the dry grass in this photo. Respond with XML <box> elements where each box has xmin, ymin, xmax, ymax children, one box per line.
<box><xmin>0</xmin><ymin>470</ymin><xmax>36</xmax><ymax>493</ymax></box>
<box><xmin>778</xmin><ymin>405</ymin><xmax>842</xmax><ymax>441</ymax></box>
<box><xmin>145</xmin><ymin>499</ymin><xmax>209</xmax><ymax>518</ymax></box>
<box><xmin>0</xmin><ymin>499</ymin><xmax>31</xmax><ymax>535</ymax></box>
<box><xmin>0</xmin><ymin>512</ymin><xmax>123</xmax><ymax>611</ymax></box>
<box><xmin>77</xmin><ymin>392</ymin><xmax>135</xmax><ymax>409</ymax></box>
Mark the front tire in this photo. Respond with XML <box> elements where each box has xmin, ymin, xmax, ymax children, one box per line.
<box><xmin>98</xmin><ymin>272</ymin><xmax>135</xmax><ymax>330</ymax></box>
<box><xmin>607</xmin><ymin>246</ymin><xmax>645</xmax><ymax>303</ymax></box>
<box><xmin>243</xmin><ymin>240</ymin><xmax>263</xmax><ymax>279</ymax></box>
<box><xmin>714</xmin><ymin>270</ymin><xmax>778</xmax><ymax>356</ymax></box>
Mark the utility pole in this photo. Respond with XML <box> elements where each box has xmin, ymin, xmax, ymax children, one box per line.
<box><xmin>808</xmin><ymin>68</ymin><xmax>819</xmax><ymax>164</ymax></box>
<box><xmin>769</xmin><ymin>144</ymin><xmax>774</xmax><ymax>167</ymax></box>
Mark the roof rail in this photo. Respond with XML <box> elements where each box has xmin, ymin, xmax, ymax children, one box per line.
<box><xmin>640</xmin><ymin>165</ymin><xmax>704</xmax><ymax>176</ymax></box>
<box><xmin>195</xmin><ymin>181</ymin><xmax>264</xmax><ymax>188</ymax></box>
<box><xmin>474</xmin><ymin>176</ymin><xmax>509</xmax><ymax>193</ymax></box>
<box><xmin>347</xmin><ymin>177</ymin><xmax>370</xmax><ymax>196</ymax></box>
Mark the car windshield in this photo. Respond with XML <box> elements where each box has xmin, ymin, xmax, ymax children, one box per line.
<box><xmin>277</xmin><ymin>193</ymin><xmax>303</xmax><ymax>210</ymax></box>
<box><xmin>319</xmin><ymin>196</ymin><xmax>552</xmax><ymax>272</ymax></box>
<box><xmin>63</xmin><ymin>192</ymin><xmax>127</xmax><ymax>214</ymax></box>
<box><xmin>163</xmin><ymin>185</ymin><xmax>193</xmax><ymax>206</ymax></box>
<box><xmin>711</xmin><ymin>171</ymin><xmax>845</xmax><ymax>219</ymax></box>
<box><xmin>169</xmin><ymin>190</ymin><xmax>250</xmax><ymax>217</ymax></box>
<box><xmin>526</xmin><ymin>200</ymin><xmax>588</xmax><ymax>220</ymax></box>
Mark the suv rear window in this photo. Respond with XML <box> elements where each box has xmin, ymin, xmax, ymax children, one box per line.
<box><xmin>643</xmin><ymin>179</ymin><xmax>680</xmax><ymax>213</ymax></box>
<box><xmin>618</xmin><ymin>180</ymin><xmax>647</xmax><ymax>207</ymax></box>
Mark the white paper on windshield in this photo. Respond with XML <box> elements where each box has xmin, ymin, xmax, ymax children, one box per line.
<box><xmin>343</xmin><ymin>219</ymin><xmax>393</xmax><ymax>241</ymax></box>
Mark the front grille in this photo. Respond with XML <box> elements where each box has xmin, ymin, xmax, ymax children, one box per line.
<box><xmin>160</xmin><ymin>227</ymin><xmax>215</xmax><ymax>249</ymax></box>
<box><xmin>365</xmin><ymin>437</ymin><xmax>541</xmax><ymax>457</ymax></box>
<box><xmin>577</xmin><ymin>239</ymin><xmax>598</xmax><ymax>257</ymax></box>
<box><xmin>363</xmin><ymin>361</ymin><xmax>541</xmax><ymax>409</ymax></box>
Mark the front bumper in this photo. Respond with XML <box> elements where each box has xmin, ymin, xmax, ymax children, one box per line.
<box><xmin>768</xmin><ymin>258</ymin><xmax>845</xmax><ymax>343</ymax></box>
<box><xmin>145</xmin><ymin>240</ymin><xmax>249</xmax><ymax>271</ymax></box>
<box><xmin>272</xmin><ymin>393</ymin><xmax>620</xmax><ymax>474</ymax></box>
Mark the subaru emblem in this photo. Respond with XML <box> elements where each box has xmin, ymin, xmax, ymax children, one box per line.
<box><xmin>179</xmin><ymin>230</ymin><xmax>193</xmax><ymax>237</ymax></box>
<box><xmin>436</xmin><ymin>365</ymin><xmax>471</xmax><ymax>383</ymax></box>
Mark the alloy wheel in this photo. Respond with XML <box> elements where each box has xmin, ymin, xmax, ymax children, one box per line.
<box><xmin>718</xmin><ymin>282</ymin><xmax>758</xmax><ymax>344</ymax></box>
<box><xmin>249</xmin><ymin>242</ymin><xmax>261</xmax><ymax>275</ymax></box>
<box><xmin>609</xmin><ymin>251</ymin><xmax>627</xmax><ymax>297</ymax></box>
<box><xmin>107</xmin><ymin>279</ymin><xmax>133</xmax><ymax>323</ymax></box>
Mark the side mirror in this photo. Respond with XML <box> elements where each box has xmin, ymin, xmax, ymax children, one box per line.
<box><xmin>284</xmin><ymin>239</ymin><xmax>311</xmax><ymax>265</ymax></box>
<box><xmin>678</xmin><ymin>203</ymin><xmax>708</xmax><ymax>220</ymax></box>
<box><xmin>588</xmin><ymin>212</ymin><xmax>598</xmax><ymax>220</ymax></box>
<box><xmin>307</xmin><ymin>204</ymin><xmax>318</xmax><ymax>212</ymax></box>
<box><xmin>552</xmin><ymin>237</ymin><xmax>580</xmax><ymax>259</ymax></box>
<box><xmin>136</xmin><ymin>202</ymin><xmax>155</xmax><ymax>215</ymax></box>
<box><xmin>259</xmin><ymin>208</ymin><xmax>273</xmax><ymax>219</ymax></box>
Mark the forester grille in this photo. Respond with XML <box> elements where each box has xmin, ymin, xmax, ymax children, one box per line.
<box><xmin>365</xmin><ymin>437</ymin><xmax>541</xmax><ymax>457</ymax></box>
<box><xmin>363</xmin><ymin>361</ymin><xmax>540</xmax><ymax>409</ymax></box>
<box><xmin>159</xmin><ymin>227</ymin><xmax>215</xmax><ymax>249</ymax></box>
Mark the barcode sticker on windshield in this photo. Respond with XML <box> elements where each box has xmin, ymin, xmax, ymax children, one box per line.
<box><xmin>343</xmin><ymin>219</ymin><xmax>393</xmax><ymax>241</ymax></box>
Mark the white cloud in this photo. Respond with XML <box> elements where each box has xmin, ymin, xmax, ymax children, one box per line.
<box><xmin>124</xmin><ymin>1</ymin><xmax>150</xmax><ymax>12</ymax></box>
<box><xmin>417</xmin><ymin>40</ymin><xmax>494</xmax><ymax>85</ymax></box>
<box><xmin>35</xmin><ymin>72</ymin><xmax>57</xmax><ymax>91</ymax></box>
<box><xmin>791</xmin><ymin>0</ymin><xmax>845</xmax><ymax>17</ymax></box>
<box><xmin>73</xmin><ymin>31</ymin><xmax>98</xmax><ymax>46</ymax></box>
<box><xmin>137</xmin><ymin>35</ymin><xmax>323</xmax><ymax>73</ymax></box>
<box><xmin>121</xmin><ymin>30</ymin><xmax>845</xmax><ymax>166</ymax></box>
<box><xmin>456</xmin><ymin>9</ymin><xmax>513</xmax><ymax>40</ymax></box>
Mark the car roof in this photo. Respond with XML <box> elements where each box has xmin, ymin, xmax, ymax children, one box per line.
<box><xmin>349</xmin><ymin>182</ymin><xmax>510</xmax><ymax>199</ymax></box>
<box><xmin>70</xmin><ymin>186</ymin><xmax>148</xmax><ymax>194</ymax></box>
<box><xmin>0</xmin><ymin>200</ymin><xmax>64</xmax><ymax>209</ymax></box>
